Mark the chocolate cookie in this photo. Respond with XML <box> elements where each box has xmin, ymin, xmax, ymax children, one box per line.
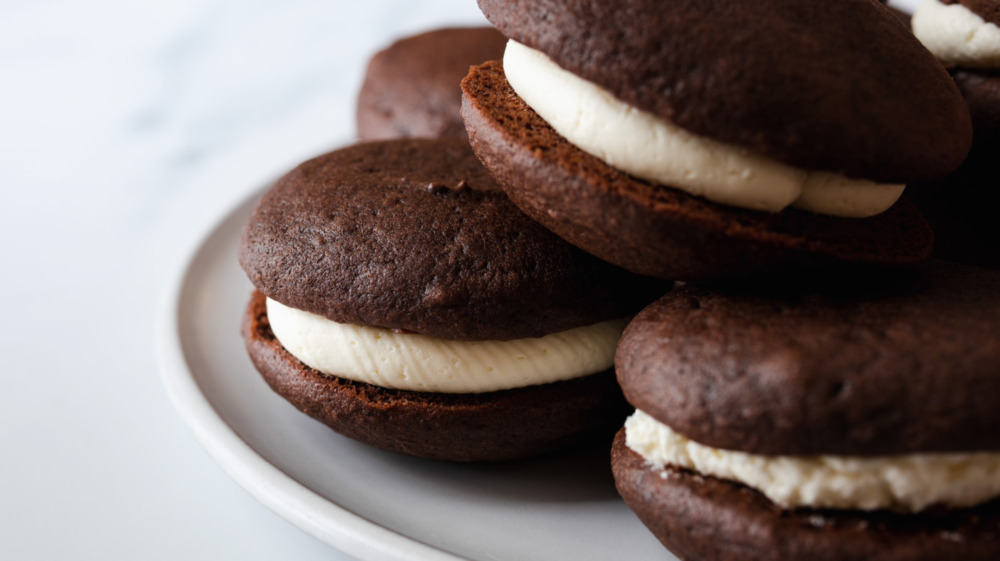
<box><xmin>239</xmin><ymin>138</ymin><xmax>664</xmax><ymax>461</ymax></box>
<box><xmin>611</xmin><ymin>431</ymin><xmax>1000</xmax><ymax>561</ymax></box>
<box><xmin>356</xmin><ymin>27</ymin><xmax>506</xmax><ymax>141</ymax></box>
<box><xmin>615</xmin><ymin>260</ymin><xmax>1000</xmax><ymax>456</ymax></box>
<box><xmin>244</xmin><ymin>291</ymin><xmax>630</xmax><ymax>461</ymax></box>
<box><xmin>462</xmin><ymin>62</ymin><xmax>934</xmax><ymax>281</ymax></box>
<box><xmin>941</xmin><ymin>0</ymin><xmax>1000</xmax><ymax>25</ymax></box>
<box><xmin>240</xmin><ymin>138</ymin><xmax>661</xmax><ymax>340</ymax></box>
<box><xmin>476</xmin><ymin>0</ymin><xmax>969</xmax><ymax>181</ymax></box>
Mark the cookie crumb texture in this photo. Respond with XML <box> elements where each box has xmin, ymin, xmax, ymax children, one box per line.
<box><xmin>243</xmin><ymin>291</ymin><xmax>631</xmax><ymax>462</ymax></box>
<box><xmin>611</xmin><ymin>430</ymin><xmax>1000</xmax><ymax>561</ymax></box>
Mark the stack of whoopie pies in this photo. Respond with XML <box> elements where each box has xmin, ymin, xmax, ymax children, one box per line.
<box><xmin>457</xmin><ymin>0</ymin><xmax>1000</xmax><ymax>558</ymax></box>
<box><xmin>238</xmin><ymin>0</ymin><xmax>1000</xmax><ymax>557</ymax></box>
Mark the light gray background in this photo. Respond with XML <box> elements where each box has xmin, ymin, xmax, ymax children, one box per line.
<box><xmin>1</xmin><ymin>2</ymin><xmax>486</xmax><ymax>560</ymax></box>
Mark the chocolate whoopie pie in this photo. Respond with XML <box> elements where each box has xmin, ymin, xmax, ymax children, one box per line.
<box><xmin>611</xmin><ymin>260</ymin><xmax>1000</xmax><ymax>559</ymax></box>
<box><xmin>462</xmin><ymin>0</ymin><xmax>971</xmax><ymax>281</ymax></box>
<box><xmin>239</xmin><ymin>138</ymin><xmax>665</xmax><ymax>462</ymax></box>
<box><xmin>357</xmin><ymin>27</ymin><xmax>506</xmax><ymax>141</ymax></box>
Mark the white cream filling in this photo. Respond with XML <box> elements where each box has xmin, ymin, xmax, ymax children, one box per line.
<box><xmin>913</xmin><ymin>0</ymin><xmax>1000</xmax><ymax>68</ymax></box>
<box><xmin>266</xmin><ymin>297</ymin><xmax>625</xmax><ymax>393</ymax></box>
<box><xmin>625</xmin><ymin>409</ymin><xmax>1000</xmax><ymax>513</ymax></box>
<box><xmin>503</xmin><ymin>40</ymin><xmax>905</xmax><ymax>218</ymax></box>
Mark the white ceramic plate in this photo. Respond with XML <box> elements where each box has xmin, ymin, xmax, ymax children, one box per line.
<box><xmin>157</xmin><ymin>186</ymin><xmax>672</xmax><ymax>561</ymax></box>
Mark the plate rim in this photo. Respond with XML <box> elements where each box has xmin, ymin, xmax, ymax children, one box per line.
<box><xmin>154</xmin><ymin>185</ymin><xmax>466</xmax><ymax>561</ymax></box>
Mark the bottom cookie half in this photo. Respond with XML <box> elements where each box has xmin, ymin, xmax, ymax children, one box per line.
<box><xmin>242</xmin><ymin>290</ymin><xmax>631</xmax><ymax>461</ymax></box>
<box><xmin>611</xmin><ymin>429</ymin><xmax>1000</xmax><ymax>561</ymax></box>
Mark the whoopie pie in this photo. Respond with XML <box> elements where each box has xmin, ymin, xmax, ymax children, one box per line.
<box><xmin>612</xmin><ymin>260</ymin><xmax>1000</xmax><ymax>560</ymax></box>
<box><xmin>239</xmin><ymin>137</ymin><xmax>665</xmax><ymax>461</ymax></box>
<box><xmin>461</xmin><ymin>0</ymin><xmax>971</xmax><ymax>281</ymax></box>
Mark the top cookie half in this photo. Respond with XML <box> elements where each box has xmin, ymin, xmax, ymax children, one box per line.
<box><xmin>239</xmin><ymin>138</ymin><xmax>664</xmax><ymax>341</ymax></box>
<box><xmin>478</xmin><ymin>0</ymin><xmax>971</xmax><ymax>182</ymax></box>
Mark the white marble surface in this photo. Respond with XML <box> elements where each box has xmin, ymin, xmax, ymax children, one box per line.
<box><xmin>0</xmin><ymin>2</ymin><xmax>486</xmax><ymax>560</ymax></box>
<box><xmin>0</xmin><ymin>1</ymin><xmax>922</xmax><ymax>560</ymax></box>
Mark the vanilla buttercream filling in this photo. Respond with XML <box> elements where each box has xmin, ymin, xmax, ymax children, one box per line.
<box><xmin>913</xmin><ymin>0</ymin><xmax>1000</xmax><ymax>68</ymax></box>
<box><xmin>502</xmin><ymin>40</ymin><xmax>905</xmax><ymax>218</ymax></box>
<box><xmin>624</xmin><ymin>410</ymin><xmax>1000</xmax><ymax>513</ymax></box>
<box><xmin>266</xmin><ymin>298</ymin><xmax>625</xmax><ymax>393</ymax></box>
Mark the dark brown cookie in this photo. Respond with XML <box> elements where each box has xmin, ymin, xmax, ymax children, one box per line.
<box><xmin>615</xmin><ymin>260</ymin><xmax>1000</xmax><ymax>456</ymax></box>
<box><xmin>610</xmin><ymin>430</ymin><xmax>1000</xmax><ymax>561</ymax></box>
<box><xmin>239</xmin><ymin>138</ymin><xmax>665</xmax><ymax>340</ymax></box>
<box><xmin>243</xmin><ymin>290</ymin><xmax>630</xmax><ymax>461</ymax></box>
<box><xmin>461</xmin><ymin>61</ymin><xmax>934</xmax><ymax>281</ymax></box>
<box><xmin>941</xmin><ymin>0</ymin><xmax>1000</xmax><ymax>26</ymax></box>
<box><xmin>477</xmin><ymin>0</ymin><xmax>971</xmax><ymax>182</ymax></box>
<box><xmin>356</xmin><ymin>27</ymin><xmax>507</xmax><ymax>141</ymax></box>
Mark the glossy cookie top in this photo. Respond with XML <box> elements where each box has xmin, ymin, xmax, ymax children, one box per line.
<box><xmin>611</xmin><ymin>429</ymin><xmax>1000</xmax><ymax>561</ymax></box>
